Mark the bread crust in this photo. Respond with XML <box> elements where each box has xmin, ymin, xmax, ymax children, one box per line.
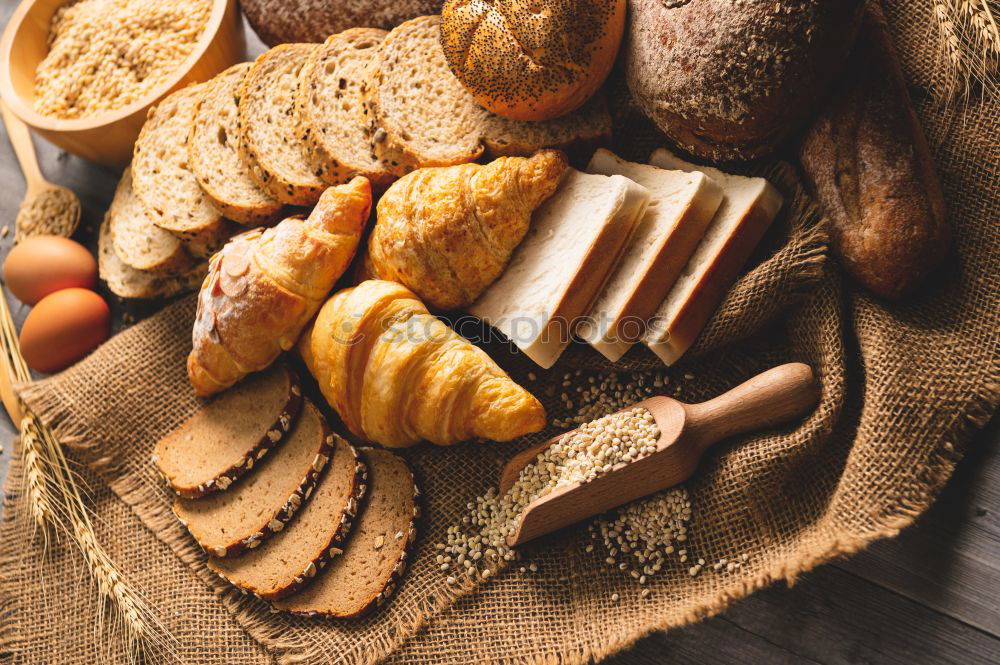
<box><xmin>798</xmin><ymin>7</ymin><xmax>949</xmax><ymax>300</ymax></box>
<box><xmin>441</xmin><ymin>0</ymin><xmax>626</xmax><ymax>121</ymax></box>
<box><xmin>625</xmin><ymin>0</ymin><xmax>864</xmax><ymax>162</ymax></box>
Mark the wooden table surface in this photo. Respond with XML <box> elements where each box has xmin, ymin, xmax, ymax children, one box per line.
<box><xmin>0</xmin><ymin>5</ymin><xmax>997</xmax><ymax>663</ymax></box>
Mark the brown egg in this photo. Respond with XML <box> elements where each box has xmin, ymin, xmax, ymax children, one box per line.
<box><xmin>3</xmin><ymin>236</ymin><xmax>98</xmax><ymax>305</ymax></box>
<box><xmin>20</xmin><ymin>288</ymin><xmax>110</xmax><ymax>374</ymax></box>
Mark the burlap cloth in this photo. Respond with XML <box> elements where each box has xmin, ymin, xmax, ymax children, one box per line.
<box><xmin>2</xmin><ymin>2</ymin><xmax>998</xmax><ymax>663</ymax></box>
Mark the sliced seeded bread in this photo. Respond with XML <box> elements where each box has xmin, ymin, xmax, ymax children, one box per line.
<box><xmin>99</xmin><ymin>216</ymin><xmax>208</xmax><ymax>300</ymax></box>
<box><xmin>153</xmin><ymin>364</ymin><xmax>303</xmax><ymax>499</ymax></box>
<box><xmin>109</xmin><ymin>166</ymin><xmax>194</xmax><ymax>275</ymax></box>
<box><xmin>209</xmin><ymin>434</ymin><xmax>366</xmax><ymax>601</ymax></box>
<box><xmin>365</xmin><ymin>16</ymin><xmax>613</xmax><ymax>174</ymax></box>
<box><xmin>297</xmin><ymin>29</ymin><xmax>395</xmax><ymax>191</ymax></box>
<box><xmin>238</xmin><ymin>44</ymin><xmax>328</xmax><ymax>206</ymax></box>
<box><xmin>132</xmin><ymin>83</ymin><xmax>234</xmax><ymax>259</ymax></box>
<box><xmin>174</xmin><ymin>400</ymin><xmax>334</xmax><ymax>558</ymax></box>
<box><xmin>189</xmin><ymin>63</ymin><xmax>283</xmax><ymax>226</ymax></box>
<box><xmin>273</xmin><ymin>447</ymin><xmax>419</xmax><ymax>618</ymax></box>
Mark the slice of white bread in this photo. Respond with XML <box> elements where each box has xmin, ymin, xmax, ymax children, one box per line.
<box><xmin>131</xmin><ymin>83</ymin><xmax>234</xmax><ymax>259</ymax></box>
<box><xmin>469</xmin><ymin>169</ymin><xmax>650</xmax><ymax>369</ymax></box>
<box><xmin>99</xmin><ymin>216</ymin><xmax>208</xmax><ymax>300</ymax></box>
<box><xmin>298</xmin><ymin>28</ymin><xmax>396</xmax><ymax>191</ymax></box>
<box><xmin>153</xmin><ymin>364</ymin><xmax>303</xmax><ymax>499</ymax></box>
<box><xmin>109</xmin><ymin>167</ymin><xmax>195</xmax><ymax>275</ymax></box>
<box><xmin>189</xmin><ymin>63</ymin><xmax>283</xmax><ymax>226</ymax></box>
<box><xmin>366</xmin><ymin>16</ymin><xmax>612</xmax><ymax>175</ymax></box>
<box><xmin>579</xmin><ymin>150</ymin><xmax>724</xmax><ymax>362</ymax></box>
<box><xmin>273</xmin><ymin>447</ymin><xmax>419</xmax><ymax>618</ymax></box>
<box><xmin>642</xmin><ymin>148</ymin><xmax>784</xmax><ymax>365</ymax></box>
<box><xmin>209</xmin><ymin>434</ymin><xmax>366</xmax><ymax>601</ymax></box>
<box><xmin>238</xmin><ymin>44</ymin><xmax>328</xmax><ymax>205</ymax></box>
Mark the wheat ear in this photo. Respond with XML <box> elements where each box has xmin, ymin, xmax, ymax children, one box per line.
<box><xmin>933</xmin><ymin>0</ymin><xmax>1000</xmax><ymax>100</ymax></box>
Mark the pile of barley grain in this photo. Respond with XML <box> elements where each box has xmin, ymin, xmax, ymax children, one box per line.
<box><xmin>33</xmin><ymin>0</ymin><xmax>213</xmax><ymax>119</ymax></box>
<box><xmin>438</xmin><ymin>407</ymin><xmax>660</xmax><ymax>584</ymax></box>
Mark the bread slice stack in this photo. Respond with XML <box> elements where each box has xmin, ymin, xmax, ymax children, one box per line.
<box><xmin>156</xmin><ymin>367</ymin><xmax>419</xmax><ymax>616</ymax></box>
<box><xmin>469</xmin><ymin>149</ymin><xmax>783</xmax><ymax>368</ymax></box>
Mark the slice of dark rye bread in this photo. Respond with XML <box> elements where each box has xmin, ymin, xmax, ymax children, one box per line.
<box><xmin>209</xmin><ymin>434</ymin><xmax>366</xmax><ymax>600</ymax></box>
<box><xmin>238</xmin><ymin>44</ymin><xmax>329</xmax><ymax>206</ymax></box>
<box><xmin>297</xmin><ymin>28</ymin><xmax>396</xmax><ymax>191</ymax></box>
<box><xmin>189</xmin><ymin>63</ymin><xmax>284</xmax><ymax>226</ymax></box>
<box><xmin>174</xmin><ymin>400</ymin><xmax>334</xmax><ymax>558</ymax></box>
<box><xmin>273</xmin><ymin>447</ymin><xmax>420</xmax><ymax>618</ymax></box>
<box><xmin>365</xmin><ymin>15</ymin><xmax>612</xmax><ymax>175</ymax></box>
<box><xmin>153</xmin><ymin>364</ymin><xmax>303</xmax><ymax>499</ymax></box>
<box><xmin>109</xmin><ymin>166</ymin><xmax>195</xmax><ymax>275</ymax></box>
<box><xmin>131</xmin><ymin>83</ymin><xmax>235</xmax><ymax>259</ymax></box>
<box><xmin>99</xmin><ymin>216</ymin><xmax>208</xmax><ymax>300</ymax></box>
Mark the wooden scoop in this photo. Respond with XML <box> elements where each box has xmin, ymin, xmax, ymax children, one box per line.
<box><xmin>501</xmin><ymin>363</ymin><xmax>820</xmax><ymax>546</ymax></box>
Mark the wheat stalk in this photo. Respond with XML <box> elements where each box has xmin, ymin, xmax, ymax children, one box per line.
<box><xmin>0</xmin><ymin>286</ymin><xmax>176</xmax><ymax>662</ymax></box>
<box><xmin>932</xmin><ymin>0</ymin><xmax>1000</xmax><ymax>101</ymax></box>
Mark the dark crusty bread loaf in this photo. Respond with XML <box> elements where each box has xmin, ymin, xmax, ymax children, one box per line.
<box><xmin>273</xmin><ymin>447</ymin><xmax>419</xmax><ymax>618</ymax></box>
<box><xmin>366</xmin><ymin>16</ymin><xmax>612</xmax><ymax>175</ymax></box>
<box><xmin>99</xmin><ymin>216</ymin><xmax>207</xmax><ymax>300</ymax></box>
<box><xmin>189</xmin><ymin>63</ymin><xmax>283</xmax><ymax>226</ymax></box>
<box><xmin>798</xmin><ymin>7</ymin><xmax>949</xmax><ymax>300</ymax></box>
<box><xmin>209</xmin><ymin>433</ymin><xmax>366</xmax><ymax>600</ymax></box>
<box><xmin>153</xmin><ymin>364</ymin><xmax>303</xmax><ymax>499</ymax></box>
<box><xmin>131</xmin><ymin>83</ymin><xmax>235</xmax><ymax>259</ymax></box>
<box><xmin>108</xmin><ymin>167</ymin><xmax>194</xmax><ymax>276</ymax></box>
<box><xmin>625</xmin><ymin>0</ymin><xmax>864</xmax><ymax>162</ymax></box>
<box><xmin>240</xmin><ymin>0</ymin><xmax>442</xmax><ymax>47</ymax></box>
<box><xmin>297</xmin><ymin>28</ymin><xmax>396</xmax><ymax>190</ymax></box>
<box><xmin>238</xmin><ymin>44</ymin><xmax>329</xmax><ymax>206</ymax></box>
<box><xmin>174</xmin><ymin>400</ymin><xmax>334</xmax><ymax>558</ymax></box>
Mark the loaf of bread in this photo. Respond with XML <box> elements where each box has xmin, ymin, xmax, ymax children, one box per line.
<box><xmin>187</xmin><ymin>178</ymin><xmax>371</xmax><ymax>397</ymax></box>
<box><xmin>440</xmin><ymin>0</ymin><xmax>625</xmax><ymax>121</ymax></box>
<box><xmin>470</xmin><ymin>168</ymin><xmax>651</xmax><ymax>369</ymax></box>
<box><xmin>366</xmin><ymin>151</ymin><xmax>568</xmax><ymax>310</ymax></box>
<box><xmin>240</xmin><ymin>0</ymin><xmax>442</xmax><ymax>47</ymax></box>
<box><xmin>798</xmin><ymin>7</ymin><xmax>949</xmax><ymax>300</ymax></box>
<box><xmin>625</xmin><ymin>0</ymin><xmax>864</xmax><ymax>161</ymax></box>
<box><xmin>299</xmin><ymin>280</ymin><xmax>547</xmax><ymax>447</ymax></box>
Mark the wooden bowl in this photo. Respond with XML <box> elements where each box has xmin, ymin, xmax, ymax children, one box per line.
<box><xmin>0</xmin><ymin>0</ymin><xmax>245</xmax><ymax>167</ymax></box>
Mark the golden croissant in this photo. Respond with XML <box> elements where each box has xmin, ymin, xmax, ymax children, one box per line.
<box><xmin>365</xmin><ymin>150</ymin><xmax>567</xmax><ymax>310</ymax></box>
<box><xmin>188</xmin><ymin>177</ymin><xmax>372</xmax><ymax>396</ymax></box>
<box><xmin>299</xmin><ymin>279</ymin><xmax>547</xmax><ymax>447</ymax></box>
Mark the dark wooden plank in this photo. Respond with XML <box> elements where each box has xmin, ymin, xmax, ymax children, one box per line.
<box><xmin>835</xmin><ymin>415</ymin><xmax>1000</xmax><ymax>636</ymax></box>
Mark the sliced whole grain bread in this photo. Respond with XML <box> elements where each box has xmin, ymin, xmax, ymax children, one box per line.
<box><xmin>99</xmin><ymin>215</ymin><xmax>208</xmax><ymax>300</ymax></box>
<box><xmin>365</xmin><ymin>15</ymin><xmax>486</xmax><ymax>174</ymax></box>
<box><xmin>132</xmin><ymin>83</ymin><xmax>235</xmax><ymax>259</ymax></box>
<box><xmin>153</xmin><ymin>364</ymin><xmax>303</xmax><ymax>499</ymax></box>
<box><xmin>209</xmin><ymin>434</ymin><xmax>366</xmax><ymax>600</ymax></box>
<box><xmin>109</xmin><ymin>166</ymin><xmax>194</xmax><ymax>275</ymax></box>
<box><xmin>189</xmin><ymin>63</ymin><xmax>284</xmax><ymax>226</ymax></box>
<box><xmin>174</xmin><ymin>400</ymin><xmax>334</xmax><ymax>558</ymax></box>
<box><xmin>273</xmin><ymin>447</ymin><xmax>419</xmax><ymax>618</ymax></box>
<box><xmin>298</xmin><ymin>28</ymin><xmax>396</xmax><ymax>191</ymax></box>
<box><xmin>365</xmin><ymin>16</ymin><xmax>613</xmax><ymax>174</ymax></box>
<box><xmin>238</xmin><ymin>44</ymin><xmax>329</xmax><ymax>206</ymax></box>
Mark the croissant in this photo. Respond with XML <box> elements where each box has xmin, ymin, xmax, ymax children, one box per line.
<box><xmin>299</xmin><ymin>280</ymin><xmax>547</xmax><ymax>447</ymax></box>
<box><xmin>188</xmin><ymin>177</ymin><xmax>372</xmax><ymax>396</ymax></box>
<box><xmin>365</xmin><ymin>150</ymin><xmax>567</xmax><ymax>310</ymax></box>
